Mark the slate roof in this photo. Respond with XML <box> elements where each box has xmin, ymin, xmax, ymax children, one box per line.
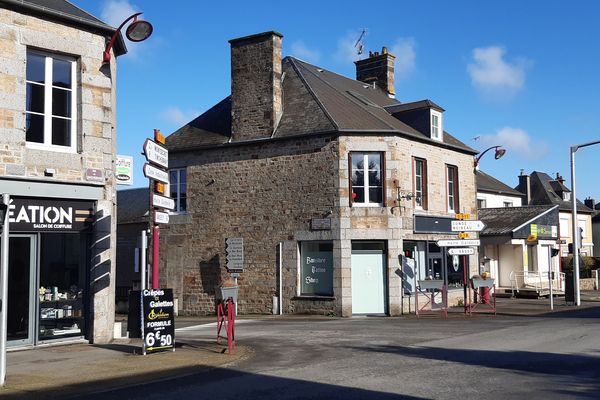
<box><xmin>384</xmin><ymin>99</ymin><xmax>445</xmax><ymax>113</ymax></box>
<box><xmin>117</xmin><ymin>187</ymin><xmax>149</xmax><ymax>224</ymax></box>
<box><xmin>167</xmin><ymin>56</ymin><xmax>477</xmax><ymax>155</ymax></box>
<box><xmin>476</xmin><ymin>170</ymin><xmax>523</xmax><ymax>197</ymax></box>
<box><xmin>479</xmin><ymin>205</ymin><xmax>557</xmax><ymax>236</ymax></box>
<box><xmin>527</xmin><ymin>171</ymin><xmax>593</xmax><ymax>213</ymax></box>
<box><xmin>1</xmin><ymin>0</ymin><xmax>126</xmax><ymax>56</ymax></box>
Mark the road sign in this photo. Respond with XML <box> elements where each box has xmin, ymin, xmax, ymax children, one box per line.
<box><xmin>436</xmin><ymin>239</ymin><xmax>480</xmax><ymax>247</ymax></box>
<box><xmin>143</xmin><ymin>163</ymin><xmax>169</xmax><ymax>184</ymax></box>
<box><xmin>154</xmin><ymin>210</ymin><xmax>169</xmax><ymax>224</ymax></box>
<box><xmin>451</xmin><ymin>220</ymin><xmax>485</xmax><ymax>232</ymax></box>
<box><xmin>143</xmin><ymin>139</ymin><xmax>169</xmax><ymax>169</ymax></box>
<box><xmin>226</xmin><ymin>237</ymin><xmax>244</xmax><ymax>271</ymax></box>
<box><xmin>448</xmin><ymin>247</ymin><xmax>475</xmax><ymax>255</ymax></box>
<box><xmin>152</xmin><ymin>194</ymin><xmax>175</xmax><ymax>210</ymax></box>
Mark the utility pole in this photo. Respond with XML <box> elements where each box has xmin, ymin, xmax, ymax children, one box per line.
<box><xmin>0</xmin><ymin>193</ymin><xmax>10</xmax><ymax>386</ymax></box>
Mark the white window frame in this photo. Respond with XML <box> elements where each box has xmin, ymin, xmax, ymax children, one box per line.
<box><xmin>447</xmin><ymin>164</ymin><xmax>458</xmax><ymax>213</ymax></box>
<box><xmin>25</xmin><ymin>50</ymin><xmax>77</xmax><ymax>153</ymax></box>
<box><xmin>169</xmin><ymin>168</ymin><xmax>187</xmax><ymax>214</ymax></box>
<box><xmin>477</xmin><ymin>198</ymin><xmax>487</xmax><ymax>208</ymax></box>
<box><xmin>559</xmin><ymin>218</ymin><xmax>570</xmax><ymax>238</ymax></box>
<box><xmin>578</xmin><ymin>218</ymin><xmax>587</xmax><ymax>239</ymax></box>
<box><xmin>350</xmin><ymin>152</ymin><xmax>384</xmax><ymax>207</ymax></box>
<box><xmin>430</xmin><ymin>110</ymin><xmax>443</xmax><ymax>141</ymax></box>
<box><xmin>414</xmin><ymin>158</ymin><xmax>426</xmax><ymax>210</ymax></box>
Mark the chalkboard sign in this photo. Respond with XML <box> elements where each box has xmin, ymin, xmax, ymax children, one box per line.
<box><xmin>141</xmin><ymin>288</ymin><xmax>175</xmax><ymax>354</ymax></box>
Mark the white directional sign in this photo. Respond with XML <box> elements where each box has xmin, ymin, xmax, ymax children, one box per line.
<box><xmin>143</xmin><ymin>163</ymin><xmax>169</xmax><ymax>184</ymax></box>
<box><xmin>451</xmin><ymin>220</ymin><xmax>485</xmax><ymax>232</ymax></box>
<box><xmin>152</xmin><ymin>194</ymin><xmax>175</xmax><ymax>210</ymax></box>
<box><xmin>448</xmin><ymin>247</ymin><xmax>476</xmax><ymax>255</ymax></box>
<box><xmin>143</xmin><ymin>139</ymin><xmax>169</xmax><ymax>169</ymax></box>
<box><xmin>154</xmin><ymin>210</ymin><xmax>169</xmax><ymax>224</ymax></box>
<box><xmin>226</xmin><ymin>237</ymin><xmax>244</xmax><ymax>271</ymax></box>
<box><xmin>436</xmin><ymin>239</ymin><xmax>480</xmax><ymax>247</ymax></box>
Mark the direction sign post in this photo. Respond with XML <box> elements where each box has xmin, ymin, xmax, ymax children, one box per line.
<box><xmin>451</xmin><ymin>220</ymin><xmax>485</xmax><ymax>232</ymax></box>
<box><xmin>436</xmin><ymin>239</ymin><xmax>480</xmax><ymax>247</ymax></box>
<box><xmin>143</xmin><ymin>139</ymin><xmax>169</xmax><ymax>169</ymax></box>
<box><xmin>448</xmin><ymin>247</ymin><xmax>476</xmax><ymax>256</ymax></box>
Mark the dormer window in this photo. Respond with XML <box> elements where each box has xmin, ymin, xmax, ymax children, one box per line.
<box><xmin>563</xmin><ymin>192</ymin><xmax>571</xmax><ymax>201</ymax></box>
<box><xmin>430</xmin><ymin>110</ymin><xmax>442</xmax><ymax>141</ymax></box>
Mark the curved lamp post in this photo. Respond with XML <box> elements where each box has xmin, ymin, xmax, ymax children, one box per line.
<box><xmin>103</xmin><ymin>12</ymin><xmax>153</xmax><ymax>63</ymax></box>
<box><xmin>473</xmin><ymin>145</ymin><xmax>506</xmax><ymax>168</ymax></box>
<box><xmin>570</xmin><ymin>139</ymin><xmax>600</xmax><ymax>306</ymax></box>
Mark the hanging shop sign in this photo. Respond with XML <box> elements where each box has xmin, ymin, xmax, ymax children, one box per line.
<box><xmin>141</xmin><ymin>288</ymin><xmax>175</xmax><ymax>354</ymax></box>
<box><xmin>6</xmin><ymin>197</ymin><xmax>94</xmax><ymax>232</ymax></box>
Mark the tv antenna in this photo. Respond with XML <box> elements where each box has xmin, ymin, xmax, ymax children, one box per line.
<box><xmin>354</xmin><ymin>28</ymin><xmax>367</xmax><ymax>56</ymax></box>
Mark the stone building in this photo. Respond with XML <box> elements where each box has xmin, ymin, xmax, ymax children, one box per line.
<box><xmin>161</xmin><ymin>31</ymin><xmax>478</xmax><ymax>316</ymax></box>
<box><xmin>0</xmin><ymin>0</ymin><xmax>125</xmax><ymax>346</ymax></box>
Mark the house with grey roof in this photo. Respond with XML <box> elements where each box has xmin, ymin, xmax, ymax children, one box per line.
<box><xmin>476</xmin><ymin>170</ymin><xmax>524</xmax><ymax>208</ymax></box>
<box><xmin>160</xmin><ymin>31</ymin><xmax>478</xmax><ymax>317</ymax></box>
<box><xmin>0</xmin><ymin>0</ymin><xmax>126</xmax><ymax>346</ymax></box>
<box><xmin>516</xmin><ymin>171</ymin><xmax>594</xmax><ymax>257</ymax></box>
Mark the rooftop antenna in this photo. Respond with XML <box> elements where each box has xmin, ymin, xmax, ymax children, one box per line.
<box><xmin>354</xmin><ymin>28</ymin><xmax>367</xmax><ymax>57</ymax></box>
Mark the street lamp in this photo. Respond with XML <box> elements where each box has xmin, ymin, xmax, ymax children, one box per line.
<box><xmin>473</xmin><ymin>145</ymin><xmax>506</xmax><ymax>169</ymax></box>
<box><xmin>570</xmin><ymin>139</ymin><xmax>600</xmax><ymax>306</ymax></box>
<box><xmin>103</xmin><ymin>12</ymin><xmax>153</xmax><ymax>63</ymax></box>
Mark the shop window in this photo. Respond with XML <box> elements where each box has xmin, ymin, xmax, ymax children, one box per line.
<box><xmin>349</xmin><ymin>152</ymin><xmax>384</xmax><ymax>206</ymax></box>
<box><xmin>413</xmin><ymin>157</ymin><xmax>428</xmax><ymax>209</ymax></box>
<box><xmin>38</xmin><ymin>233</ymin><xmax>86</xmax><ymax>341</ymax></box>
<box><xmin>446</xmin><ymin>164</ymin><xmax>459</xmax><ymax>213</ymax></box>
<box><xmin>26</xmin><ymin>50</ymin><xmax>77</xmax><ymax>152</ymax></box>
<box><xmin>169</xmin><ymin>168</ymin><xmax>187</xmax><ymax>213</ymax></box>
<box><xmin>300</xmin><ymin>241</ymin><xmax>333</xmax><ymax>296</ymax></box>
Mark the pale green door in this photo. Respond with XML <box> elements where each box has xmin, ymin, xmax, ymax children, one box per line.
<box><xmin>351</xmin><ymin>243</ymin><xmax>386</xmax><ymax>315</ymax></box>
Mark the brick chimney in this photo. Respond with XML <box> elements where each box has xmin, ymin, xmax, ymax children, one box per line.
<box><xmin>517</xmin><ymin>169</ymin><xmax>531</xmax><ymax>205</ymax></box>
<box><xmin>229</xmin><ymin>31</ymin><xmax>283</xmax><ymax>141</ymax></box>
<box><xmin>354</xmin><ymin>47</ymin><xmax>396</xmax><ymax>97</ymax></box>
<box><xmin>584</xmin><ymin>197</ymin><xmax>595</xmax><ymax>210</ymax></box>
<box><xmin>555</xmin><ymin>172</ymin><xmax>565</xmax><ymax>185</ymax></box>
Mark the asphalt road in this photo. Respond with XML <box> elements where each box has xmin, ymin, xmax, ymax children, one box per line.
<box><xmin>84</xmin><ymin>308</ymin><xmax>600</xmax><ymax>400</ymax></box>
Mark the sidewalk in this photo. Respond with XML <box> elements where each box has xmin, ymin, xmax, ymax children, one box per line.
<box><xmin>1</xmin><ymin>338</ymin><xmax>252</xmax><ymax>399</ymax></box>
<box><xmin>1</xmin><ymin>293</ymin><xmax>598</xmax><ymax>399</ymax></box>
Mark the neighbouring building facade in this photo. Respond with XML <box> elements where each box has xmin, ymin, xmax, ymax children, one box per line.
<box><xmin>156</xmin><ymin>31</ymin><xmax>478</xmax><ymax>317</ymax></box>
<box><xmin>516</xmin><ymin>171</ymin><xmax>594</xmax><ymax>257</ymax></box>
<box><xmin>0</xmin><ymin>0</ymin><xmax>125</xmax><ymax>346</ymax></box>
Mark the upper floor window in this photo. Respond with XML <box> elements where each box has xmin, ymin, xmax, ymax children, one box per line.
<box><xmin>430</xmin><ymin>110</ymin><xmax>443</xmax><ymax>141</ymax></box>
<box><xmin>169</xmin><ymin>168</ymin><xmax>187</xmax><ymax>213</ymax></box>
<box><xmin>26</xmin><ymin>51</ymin><xmax>77</xmax><ymax>152</ymax></box>
<box><xmin>477</xmin><ymin>198</ymin><xmax>487</xmax><ymax>209</ymax></box>
<box><xmin>350</xmin><ymin>152</ymin><xmax>384</xmax><ymax>206</ymax></box>
<box><xmin>413</xmin><ymin>157</ymin><xmax>427</xmax><ymax>210</ymax></box>
<box><xmin>503</xmin><ymin>201</ymin><xmax>513</xmax><ymax>207</ymax></box>
<box><xmin>446</xmin><ymin>164</ymin><xmax>459</xmax><ymax>213</ymax></box>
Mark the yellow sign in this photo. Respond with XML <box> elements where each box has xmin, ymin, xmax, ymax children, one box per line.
<box><xmin>530</xmin><ymin>224</ymin><xmax>538</xmax><ymax>236</ymax></box>
<box><xmin>154</xmin><ymin>129</ymin><xmax>166</xmax><ymax>144</ymax></box>
<box><xmin>527</xmin><ymin>234</ymin><xmax>537</xmax><ymax>242</ymax></box>
<box><xmin>456</xmin><ymin>213</ymin><xmax>471</xmax><ymax>220</ymax></box>
<box><xmin>155</xmin><ymin>182</ymin><xmax>165</xmax><ymax>194</ymax></box>
<box><xmin>458</xmin><ymin>232</ymin><xmax>470</xmax><ymax>239</ymax></box>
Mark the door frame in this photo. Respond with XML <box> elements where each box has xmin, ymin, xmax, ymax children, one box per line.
<box><xmin>6</xmin><ymin>234</ymin><xmax>38</xmax><ymax>347</ymax></box>
<box><xmin>350</xmin><ymin>241</ymin><xmax>388</xmax><ymax>315</ymax></box>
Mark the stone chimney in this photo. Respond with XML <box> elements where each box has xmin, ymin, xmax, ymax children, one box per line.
<box><xmin>584</xmin><ymin>197</ymin><xmax>595</xmax><ymax>210</ymax></box>
<box><xmin>555</xmin><ymin>172</ymin><xmax>565</xmax><ymax>185</ymax></box>
<box><xmin>354</xmin><ymin>47</ymin><xmax>396</xmax><ymax>97</ymax></box>
<box><xmin>517</xmin><ymin>169</ymin><xmax>531</xmax><ymax>205</ymax></box>
<box><xmin>229</xmin><ymin>31</ymin><xmax>283</xmax><ymax>141</ymax></box>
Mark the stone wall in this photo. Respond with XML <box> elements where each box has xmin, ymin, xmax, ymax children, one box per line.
<box><xmin>162</xmin><ymin>135</ymin><xmax>339</xmax><ymax>315</ymax></box>
<box><xmin>0</xmin><ymin>8</ymin><xmax>117</xmax><ymax>343</ymax></box>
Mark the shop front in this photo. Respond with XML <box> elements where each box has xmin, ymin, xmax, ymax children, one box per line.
<box><xmin>2</xmin><ymin>197</ymin><xmax>94</xmax><ymax>347</ymax></box>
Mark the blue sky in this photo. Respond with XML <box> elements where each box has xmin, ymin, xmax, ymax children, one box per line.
<box><xmin>75</xmin><ymin>0</ymin><xmax>600</xmax><ymax>203</ymax></box>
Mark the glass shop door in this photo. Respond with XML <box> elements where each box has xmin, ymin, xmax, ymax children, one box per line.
<box><xmin>5</xmin><ymin>235</ymin><xmax>37</xmax><ymax>346</ymax></box>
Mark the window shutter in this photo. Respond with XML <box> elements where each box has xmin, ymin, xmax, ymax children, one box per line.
<box><xmin>348</xmin><ymin>153</ymin><xmax>353</xmax><ymax>207</ymax></box>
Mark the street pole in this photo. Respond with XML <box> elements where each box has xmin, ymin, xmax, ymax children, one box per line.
<box><xmin>570</xmin><ymin>147</ymin><xmax>580</xmax><ymax>306</ymax></box>
<box><xmin>152</xmin><ymin>225</ymin><xmax>159</xmax><ymax>289</ymax></box>
<box><xmin>0</xmin><ymin>193</ymin><xmax>10</xmax><ymax>387</ymax></box>
<box><xmin>548</xmin><ymin>246</ymin><xmax>553</xmax><ymax>311</ymax></box>
<box><xmin>570</xmin><ymin>139</ymin><xmax>600</xmax><ymax>306</ymax></box>
<box><xmin>140</xmin><ymin>230</ymin><xmax>147</xmax><ymax>290</ymax></box>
